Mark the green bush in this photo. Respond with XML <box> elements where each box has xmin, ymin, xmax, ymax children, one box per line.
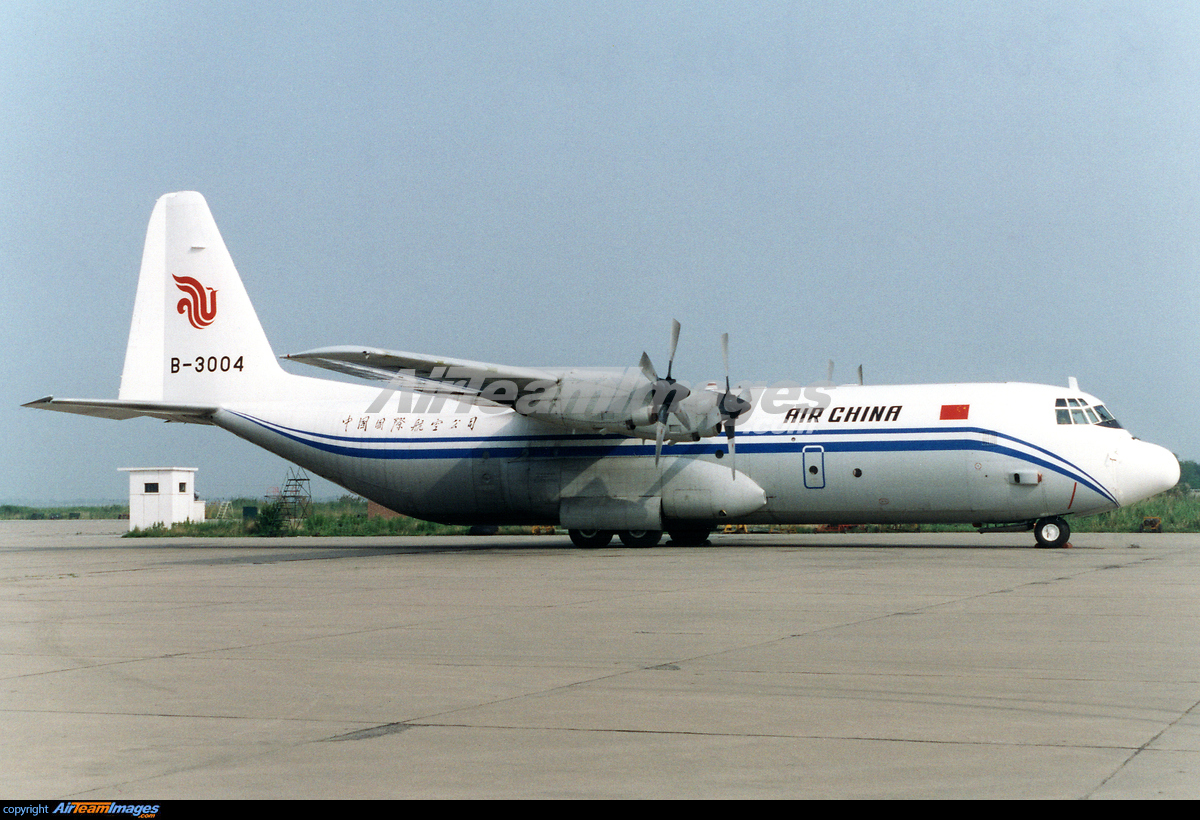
<box><xmin>252</xmin><ymin>500</ymin><xmax>289</xmax><ymax>537</ymax></box>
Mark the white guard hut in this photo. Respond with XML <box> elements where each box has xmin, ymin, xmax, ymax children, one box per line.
<box><xmin>120</xmin><ymin>467</ymin><xmax>205</xmax><ymax>531</ymax></box>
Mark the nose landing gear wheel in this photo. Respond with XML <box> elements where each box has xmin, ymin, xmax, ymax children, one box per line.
<box><xmin>1034</xmin><ymin>517</ymin><xmax>1070</xmax><ymax>549</ymax></box>
<box><xmin>666</xmin><ymin>526</ymin><xmax>713</xmax><ymax>546</ymax></box>
<box><xmin>569</xmin><ymin>529</ymin><xmax>614</xmax><ymax>549</ymax></box>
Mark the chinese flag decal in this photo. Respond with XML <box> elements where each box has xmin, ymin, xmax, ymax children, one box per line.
<box><xmin>940</xmin><ymin>404</ymin><xmax>970</xmax><ymax>420</ymax></box>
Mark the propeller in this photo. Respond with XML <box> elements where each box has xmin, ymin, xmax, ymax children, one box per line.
<box><xmin>717</xmin><ymin>332</ymin><xmax>752</xmax><ymax>478</ymax></box>
<box><xmin>640</xmin><ymin>320</ymin><xmax>751</xmax><ymax>473</ymax></box>
<box><xmin>640</xmin><ymin>319</ymin><xmax>692</xmax><ymax>466</ymax></box>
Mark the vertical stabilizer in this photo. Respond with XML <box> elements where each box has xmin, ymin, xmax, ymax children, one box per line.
<box><xmin>119</xmin><ymin>192</ymin><xmax>287</xmax><ymax>404</ymax></box>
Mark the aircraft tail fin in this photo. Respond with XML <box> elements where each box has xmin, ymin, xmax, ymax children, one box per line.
<box><xmin>119</xmin><ymin>192</ymin><xmax>290</xmax><ymax>404</ymax></box>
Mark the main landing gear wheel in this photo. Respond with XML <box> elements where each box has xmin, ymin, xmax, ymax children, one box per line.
<box><xmin>569</xmin><ymin>529</ymin><xmax>614</xmax><ymax>549</ymax></box>
<box><xmin>1034</xmin><ymin>517</ymin><xmax>1071</xmax><ymax>549</ymax></box>
<box><xmin>619</xmin><ymin>530</ymin><xmax>663</xmax><ymax>548</ymax></box>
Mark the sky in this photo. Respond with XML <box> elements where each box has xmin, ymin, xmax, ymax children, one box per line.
<box><xmin>3</xmin><ymin>1</ymin><xmax>1198</xmax><ymax>503</ymax></box>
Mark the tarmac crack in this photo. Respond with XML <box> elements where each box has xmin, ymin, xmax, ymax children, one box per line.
<box><xmin>322</xmin><ymin>722</ymin><xmax>416</xmax><ymax>741</ymax></box>
<box><xmin>1084</xmin><ymin>694</ymin><xmax>1200</xmax><ymax>798</ymax></box>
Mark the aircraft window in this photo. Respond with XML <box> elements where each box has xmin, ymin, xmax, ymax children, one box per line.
<box><xmin>1054</xmin><ymin>399</ymin><xmax>1123</xmax><ymax>428</ymax></box>
<box><xmin>1094</xmin><ymin>405</ymin><xmax>1123</xmax><ymax>428</ymax></box>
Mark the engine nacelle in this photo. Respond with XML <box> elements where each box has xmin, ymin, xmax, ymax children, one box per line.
<box><xmin>513</xmin><ymin>370</ymin><xmax>750</xmax><ymax>442</ymax></box>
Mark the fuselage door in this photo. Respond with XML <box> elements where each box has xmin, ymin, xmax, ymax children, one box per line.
<box><xmin>803</xmin><ymin>445</ymin><xmax>826</xmax><ymax>489</ymax></box>
<box><xmin>504</xmin><ymin>457</ymin><xmax>561</xmax><ymax>519</ymax></box>
<box><xmin>472</xmin><ymin>449</ymin><xmax>504</xmax><ymax>513</ymax></box>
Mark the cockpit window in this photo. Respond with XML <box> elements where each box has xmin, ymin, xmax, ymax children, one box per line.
<box><xmin>1055</xmin><ymin>398</ymin><xmax>1122</xmax><ymax>428</ymax></box>
<box><xmin>1093</xmin><ymin>404</ymin><xmax>1122</xmax><ymax>428</ymax></box>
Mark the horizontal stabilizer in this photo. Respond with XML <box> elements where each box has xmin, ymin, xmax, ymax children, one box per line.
<box><xmin>22</xmin><ymin>396</ymin><xmax>218</xmax><ymax>425</ymax></box>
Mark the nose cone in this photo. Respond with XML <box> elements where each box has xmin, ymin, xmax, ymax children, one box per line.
<box><xmin>1115</xmin><ymin>441</ymin><xmax>1180</xmax><ymax>506</ymax></box>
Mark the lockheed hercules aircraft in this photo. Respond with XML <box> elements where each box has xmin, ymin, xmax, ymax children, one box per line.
<box><xmin>26</xmin><ymin>192</ymin><xmax>1179</xmax><ymax>548</ymax></box>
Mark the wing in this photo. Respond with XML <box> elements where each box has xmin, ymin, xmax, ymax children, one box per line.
<box><xmin>283</xmin><ymin>346</ymin><xmax>561</xmax><ymax>399</ymax></box>
<box><xmin>283</xmin><ymin>329</ymin><xmax>742</xmax><ymax>448</ymax></box>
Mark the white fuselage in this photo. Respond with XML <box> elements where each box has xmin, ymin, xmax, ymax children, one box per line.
<box><xmin>210</xmin><ymin>379</ymin><xmax>1177</xmax><ymax>528</ymax></box>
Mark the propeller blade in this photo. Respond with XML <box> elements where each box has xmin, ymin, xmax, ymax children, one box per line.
<box><xmin>721</xmin><ymin>332</ymin><xmax>730</xmax><ymax>382</ymax></box>
<box><xmin>667</xmin><ymin>319</ymin><xmax>681</xmax><ymax>380</ymax></box>
<box><xmin>639</xmin><ymin>352</ymin><xmax>658</xmax><ymax>383</ymax></box>
<box><xmin>718</xmin><ymin>332</ymin><xmax>750</xmax><ymax>479</ymax></box>
<box><xmin>655</xmin><ymin>421</ymin><xmax>665</xmax><ymax>466</ymax></box>
<box><xmin>725</xmin><ymin>421</ymin><xmax>737</xmax><ymax>479</ymax></box>
<box><xmin>857</xmin><ymin>364</ymin><xmax>863</xmax><ymax>386</ymax></box>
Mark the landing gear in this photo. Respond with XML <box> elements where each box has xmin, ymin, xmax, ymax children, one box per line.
<box><xmin>568</xmin><ymin>529</ymin><xmax>665</xmax><ymax>548</ymax></box>
<box><xmin>618</xmin><ymin>530</ymin><xmax>662</xmax><ymax>548</ymax></box>
<box><xmin>569</xmin><ymin>529</ymin><xmax>614</xmax><ymax>549</ymax></box>
<box><xmin>1033</xmin><ymin>516</ymin><xmax>1071</xmax><ymax>549</ymax></box>
<box><xmin>666</xmin><ymin>525</ymin><xmax>713</xmax><ymax>546</ymax></box>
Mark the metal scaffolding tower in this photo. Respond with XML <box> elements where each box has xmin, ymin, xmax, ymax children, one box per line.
<box><xmin>268</xmin><ymin>467</ymin><xmax>313</xmax><ymax>522</ymax></box>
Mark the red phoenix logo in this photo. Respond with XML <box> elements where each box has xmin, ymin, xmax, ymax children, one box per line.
<box><xmin>173</xmin><ymin>275</ymin><xmax>218</xmax><ymax>329</ymax></box>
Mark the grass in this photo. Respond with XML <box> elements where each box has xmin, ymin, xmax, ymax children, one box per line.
<box><xmin>11</xmin><ymin>487</ymin><xmax>1200</xmax><ymax>537</ymax></box>
<box><xmin>1</xmin><ymin>503</ymin><xmax>127</xmax><ymax>520</ymax></box>
<box><xmin>124</xmin><ymin>495</ymin><xmax>473</xmax><ymax>537</ymax></box>
<box><xmin>124</xmin><ymin>519</ymin><xmax>249</xmax><ymax>537</ymax></box>
<box><xmin>1070</xmin><ymin>491</ymin><xmax>1200</xmax><ymax>533</ymax></box>
<box><xmin>123</xmin><ymin>513</ymin><xmax>474</xmax><ymax>538</ymax></box>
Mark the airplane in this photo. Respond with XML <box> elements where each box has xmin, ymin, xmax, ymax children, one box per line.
<box><xmin>25</xmin><ymin>191</ymin><xmax>1180</xmax><ymax>549</ymax></box>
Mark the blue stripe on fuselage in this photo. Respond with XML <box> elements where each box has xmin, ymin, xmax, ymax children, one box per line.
<box><xmin>226</xmin><ymin>411</ymin><xmax>1117</xmax><ymax>505</ymax></box>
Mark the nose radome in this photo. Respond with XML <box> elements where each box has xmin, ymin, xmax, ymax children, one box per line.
<box><xmin>1117</xmin><ymin>442</ymin><xmax>1180</xmax><ymax>506</ymax></box>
